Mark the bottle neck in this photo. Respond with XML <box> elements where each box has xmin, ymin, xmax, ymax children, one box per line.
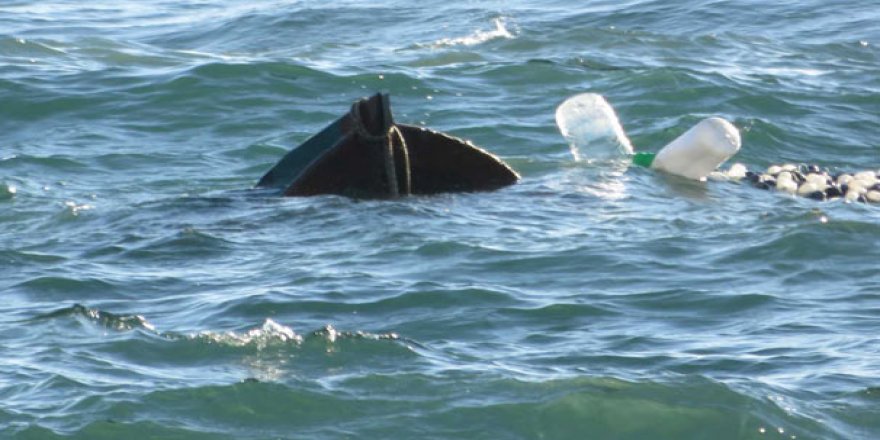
<box><xmin>631</xmin><ymin>152</ymin><xmax>656</xmax><ymax>168</ymax></box>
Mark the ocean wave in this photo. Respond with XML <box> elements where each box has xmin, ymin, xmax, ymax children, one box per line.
<box><xmin>0</xmin><ymin>182</ymin><xmax>17</xmax><ymax>200</ymax></box>
<box><xmin>0</xmin><ymin>249</ymin><xmax>65</xmax><ymax>266</ymax></box>
<box><xmin>15</xmin><ymin>277</ymin><xmax>118</xmax><ymax>299</ymax></box>
<box><xmin>30</xmin><ymin>303</ymin><xmax>400</xmax><ymax>350</ymax></box>
<box><xmin>714</xmin><ymin>220</ymin><xmax>880</xmax><ymax>265</ymax></box>
<box><xmin>31</xmin><ymin>303</ymin><xmax>156</xmax><ymax>332</ymax></box>
<box><xmin>3</xmin><ymin>375</ymin><xmax>839</xmax><ymax>439</ymax></box>
<box><xmin>624</xmin><ymin>290</ymin><xmax>779</xmax><ymax>316</ymax></box>
<box><xmin>428</xmin><ymin>17</ymin><xmax>515</xmax><ymax>48</ymax></box>
<box><xmin>0</xmin><ymin>154</ymin><xmax>89</xmax><ymax>171</ymax></box>
<box><xmin>188</xmin><ymin>322</ymin><xmax>401</xmax><ymax>352</ymax></box>
<box><xmin>0</xmin><ymin>36</ymin><xmax>68</xmax><ymax>58</ymax></box>
<box><xmin>122</xmin><ymin>227</ymin><xmax>234</xmax><ymax>260</ymax></box>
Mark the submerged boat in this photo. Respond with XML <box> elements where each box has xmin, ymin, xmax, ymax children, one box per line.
<box><xmin>257</xmin><ymin>93</ymin><xmax>519</xmax><ymax>198</ymax></box>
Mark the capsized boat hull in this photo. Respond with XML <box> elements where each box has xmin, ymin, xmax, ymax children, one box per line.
<box><xmin>257</xmin><ymin>93</ymin><xmax>519</xmax><ymax>198</ymax></box>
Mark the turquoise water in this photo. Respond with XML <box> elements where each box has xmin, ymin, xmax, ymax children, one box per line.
<box><xmin>2</xmin><ymin>1</ymin><xmax>879</xmax><ymax>438</ymax></box>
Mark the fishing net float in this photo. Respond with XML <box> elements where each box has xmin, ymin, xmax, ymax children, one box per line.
<box><xmin>556</xmin><ymin>93</ymin><xmax>880</xmax><ymax>203</ymax></box>
<box><xmin>709</xmin><ymin>164</ymin><xmax>880</xmax><ymax>203</ymax></box>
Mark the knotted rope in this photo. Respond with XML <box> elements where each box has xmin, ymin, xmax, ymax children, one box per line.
<box><xmin>350</xmin><ymin>102</ymin><xmax>411</xmax><ymax>198</ymax></box>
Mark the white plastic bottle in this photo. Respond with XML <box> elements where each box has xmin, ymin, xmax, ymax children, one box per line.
<box><xmin>650</xmin><ymin>117</ymin><xmax>741</xmax><ymax>180</ymax></box>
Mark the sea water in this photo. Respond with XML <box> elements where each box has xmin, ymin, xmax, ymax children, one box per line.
<box><xmin>1</xmin><ymin>1</ymin><xmax>879</xmax><ymax>438</ymax></box>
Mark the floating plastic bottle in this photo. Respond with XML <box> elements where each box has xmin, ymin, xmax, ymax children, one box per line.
<box><xmin>556</xmin><ymin>94</ymin><xmax>741</xmax><ymax>180</ymax></box>
<box><xmin>555</xmin><ymin>93</ymin><xmax>634</xmax><ymax>162</ymax></box>
<box><xmin>646</xmin><ymin>117</ymin><xmax>741</xmax><ymax>181</ymax></box>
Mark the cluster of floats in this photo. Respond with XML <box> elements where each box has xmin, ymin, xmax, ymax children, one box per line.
<box><xmin>257</xmin><ymin>92</ymin><xmax>879</xmax><ymax>204</ymax></box>
<box><xmin>712</xmin><ymin>163</ymin><xmax>880</xmax><ymax>203</ymax></box>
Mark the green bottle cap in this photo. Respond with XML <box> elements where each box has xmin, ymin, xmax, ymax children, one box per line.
<box><xmin>632</xmin><ymin>152</ymin><xmax>655</xmax><ymax>168</ymax></box>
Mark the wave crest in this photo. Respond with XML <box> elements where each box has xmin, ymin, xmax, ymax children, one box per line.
<box><xmin>192</xmin><ymin>318</ymin><xmax>303</xmax><ymax>348</ymax></box>
<box><xmin>34</xmin><ymin>303</ymin><xmax>156</xmax><ymax>332</ymax></box>
<box><xmin>430</xmin><ymin>18</ymin><xmax>514</xmax><ymax>48</ymax></box>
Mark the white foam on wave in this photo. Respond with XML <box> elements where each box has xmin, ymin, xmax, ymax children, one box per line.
<box><xmin>1</xmin><ymin>183</ymin><xmax>16</xmax><ymax>200</ymax></box>
<box><xmin>63</xmin><ymin>200</ymin><xmax>94</xmax><ymax>216</ymax></box>
<box><xmin>431</xmin><ymin>18</ymin><xmax>514</xmax><ymax>48</ymax></box>
<box><xmin>711</xmin><ymin>64</ymin><xmax>831</xmax><ymax>88</ymax></box>
<box><xmin>195</xmin><ymin>318</ymin><xmax>304</xmax><ymax>348</ymax></box>
<box><xmin>190</xmin><ymin>319</ymin><xmax>400</xmax><ymax>352</ymax></box>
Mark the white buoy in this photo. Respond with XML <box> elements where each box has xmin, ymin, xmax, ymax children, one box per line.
<box><xmin>805</xmin><ymin>173</ymin><xmax>828</xmax><ymax>186</ymax></box>
<box><xmin>854</xmin><ymin>170</ymin><xmax>877</xmax><ymax>187</ymax></box>
<box><xmin>727</xmin><ymin>163</ymin><xmax>748</xmax><ymax>180</ymax></box>
<box><xmin>776</xmin><ymin>172</ymin><xmax>798</xmax><ymax>193</ymax></box>
<box><xmin>844</xmin><ymin>180</ymin><xmax>867</xmax><ymax>202</ymax></box>
<box><xmin>650</xmin><ymin>117</ymin><xmax>741</xmax><ymax>180</ymax></box>
<box><xmin>848</xmin><ymin>181</ymin><xmax>868</xmax><ymax>195</ymax></box>
<box><xmin>797</xmin><ymin>181</ymin><xmax>826</xmax><ymax>196</ymax></box>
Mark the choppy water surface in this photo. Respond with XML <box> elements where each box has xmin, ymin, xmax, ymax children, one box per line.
<box><xmin>1</xmin><ymin>1</ymin><xmax>879</xmax><ymax>438</ymax></box>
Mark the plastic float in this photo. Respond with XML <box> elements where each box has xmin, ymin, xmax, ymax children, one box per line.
<box><xmin>258</xmin><ymin>93</ymin><xmax>519</xmax><ymax>198</ymax></box>
<box><xmin>711</xmin><ymin>164</ymin><xmax>880</xmax><ymax>203</ymax></box>
<box><xmin>556</xmin><ymin>92</ymin><xmax>880</xmax><ymax>203</ymax></box>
